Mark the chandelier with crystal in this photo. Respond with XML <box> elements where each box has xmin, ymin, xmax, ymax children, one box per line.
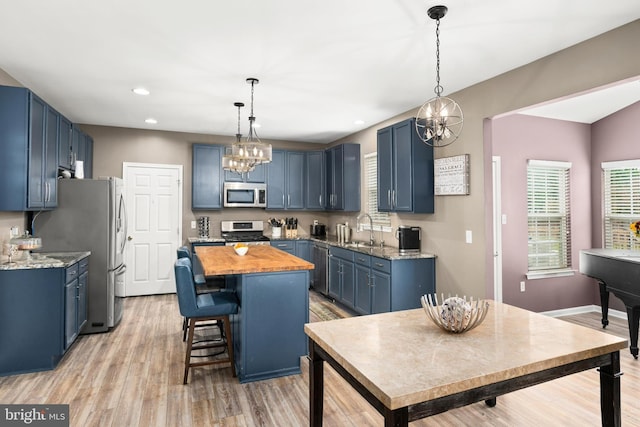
<box><xmin>222</xmin><ymin>78</ymin><xmax>272</xmax><ymax>173</ymax></box>
<box><xmin>415</xmin><ymin>5</ymin><xmax>463</xmax><ymax>148</ymax></box>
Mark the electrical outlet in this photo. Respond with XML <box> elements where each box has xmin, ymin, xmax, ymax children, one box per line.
<box><xmin>191</xmin><ymin>221</ymin><xmax>196</xmax><ymax>229</ymax></box>
<box><xmin>520</xmin><ymin>281</ymin><xmax>525</xmax><ymax>292</ymax></box>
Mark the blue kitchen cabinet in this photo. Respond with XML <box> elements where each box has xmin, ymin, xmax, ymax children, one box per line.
<box><xmin>326</xmin><ymin>143</ymin><xmax>360</xmax><ymax>211</ymax></box>
<box><xmin>0</xmin><ymin>255</ymin><xmax>88</xmax><ymax>376</ymax></box>
<box><xmin>354</xmin><ymin>253</ymin><xmax>392</xmax><ymax>315</ymax></box>
<box><xmin>65</xmin><ymin>256</ymin><xmax>89</xmax><ymax>350</ymax></box>
<box><xmin>328</xmin><ymin>244</ymin><xmax>435</xmax><ymax>314</ymax></box>
<box><xmin>58</xmin><ymin>116</ymin><xmax>73</xmax><ymax>170</ymax></box>
<box><xmin>224</xmin><ymin>162</ymin><xmax>266</xmax><ymax>183</ymax></box>
<box><xmin>271</xmin><ymin>239</ymin><xmax>296</xmax><ymax>255</ymax></box>
<box><xmin>192</xmin><ymin>143</ymin><xmax>223</xmax><ymax>209</ymax></box>
<box><xmin>72</xmin><ymin>126</ymin><xmax>94</xmax><ymax>179</ymax></box>
<box><xmin>0</xmin><ymin>86</ymin><xmax>60</xmax><ymax>211</ymax></box>
<box><xmin>295</xmin><ymin>240</ymin><xmax>311</xmax><ymax>262</ymax></box>
<box><xmin>266</xmin><ymin>150</ymin><xmax>305</xmax><ymax>210</ymax></box>
<box><xmin>370</xmin><ymin>257</ymin><xmax>392</xmax><ymax>313</ymax></box>
<box><xmin>266</xmin><ymin>150</ymin><xmax>285</xmax><ymax>209</ymax></box>
<box><xmin>377</xmin><ymin>118</ymin><xmax>434</xmax><ymax>213</ymax></box>
<box><xmin>354</xmin><ymin>253</ymin><xmax>372</xmax><ymax>315</ymax></box>
<box><xmin>230</xmin><ymin>270</ymin><xmax>309</xmax><ymax>383</ymax></box>
<box><xmin>328</xmin><ymin>247</ymin><xmax>355</xmax><ymax>309</ymax></box>
<box><xmin>305</xmin><ymin>151</ymin><xmax>325</xmax><ymax>210</ymax></box>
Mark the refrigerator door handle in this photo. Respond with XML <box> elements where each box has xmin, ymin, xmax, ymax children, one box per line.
<box><xmin>118</xmin><ymin>193</ymin><xmax>128</xmax><ymax>254</ymax></box>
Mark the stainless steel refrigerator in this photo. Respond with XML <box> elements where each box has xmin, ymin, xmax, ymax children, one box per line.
<box><xmin>35</xmin><ymin>177</ymin><xmax>127</xmax><ymax>333</ymax></box>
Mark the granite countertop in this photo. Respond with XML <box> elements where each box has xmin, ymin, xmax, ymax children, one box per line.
<box><xmin>195</xmin><ymin>245</ymin><xmax>314</xmax><ymax>276</ymax></box>
<box><xmin>188</xmin><ymin>234</ymin><xmax>436</xmax><ymax>260</ymax></box>
<box><xmin>188</xmin><ymin>236</ymin><xmax>226</xmax><ymax>243</ymax></box>
<box><xmin>308</xmin><ymin>235</ymin><xmax>436</xmax><ymax>260</ymax></box>
<box><xmin>0</xmin><ymin>251</ymin><xmax>91</xmax><ymax>271</ymax></box>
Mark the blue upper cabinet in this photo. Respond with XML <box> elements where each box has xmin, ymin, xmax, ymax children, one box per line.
<box><xmin>377</xmin><ymin>118</ymin><xmax>434</xmax><ymax>213</ymax></box>
<box><xmin>266</xmin><ymin>150</ymin><xmax>286</xmax><ymax>209</ymax></box>
<box><xmin>224</xmin><ymin>162</ymin><xmax>266</xmax><ymax>183</ymax></box>
<box><xmin>266</xmin><ymin>150</ymin><xmax>305</xmax><ymax>210</ymax></box>
<box><xmin>72</xmin><ymin>126</ymin><xmax>94</xmax><ymax>179</ymax></box>
<box><xmin>0</xmin><ymin>86</ymin><xmax>58</xmax><ymax>211</ymax></box>
<box><xmin>305</xmin><ymin>150</ymin><xmax>325</xmax><ymax>210</ymax></box>
<box><xmin>326</xmin><ymin>143</ymin><xmax>360</xmax><ymax>211</ymax></box>
<box><xmin>192</xmin><ymin>143</ymin><xmax>223</xmax><ymax>209</ymax></box>
<box><xmin>58</xmin><ymin>116</ymin><xmax>73</xmax><ymax>170</ymax></box>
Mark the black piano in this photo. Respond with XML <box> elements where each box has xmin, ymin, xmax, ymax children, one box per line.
<box><xmin>580</xmin><ymin>249</ymin><xmax>640</xmax><ymax>358</ymax></box>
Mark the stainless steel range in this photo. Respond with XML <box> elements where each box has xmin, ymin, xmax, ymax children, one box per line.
<box><xmin>221</xmin><ymin>220</ymin><xmax>270</xmax><ymax>246</ymax></box>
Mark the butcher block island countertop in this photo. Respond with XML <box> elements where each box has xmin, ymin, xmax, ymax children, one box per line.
<box><xmin>195</xmin><ymin>245</ymin><xmax>314</xmax><ymax>276</ymax></box>
<box><xmin>194</xmin><ymin>244</ymin><xmax>314</xmax><ymax>383</ymax></box>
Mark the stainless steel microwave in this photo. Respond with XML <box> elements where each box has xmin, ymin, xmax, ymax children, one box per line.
<box><xmin>223</xmin><ymin>182</ymin><xmax>267</xmax><ymax>208</ymax></box>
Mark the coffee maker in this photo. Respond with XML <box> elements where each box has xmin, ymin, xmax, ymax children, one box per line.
<box><xmin>396</xmin><ymin>226</ymin><xmax>421</xmax><ymax>252</ymax></box>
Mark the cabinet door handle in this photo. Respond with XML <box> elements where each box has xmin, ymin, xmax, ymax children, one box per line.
<box><xmin>319</xmin><ymin>195</ymin><xmax>322</xmax><ymax>206</ymax></box>
<box><xmin>288</xmin><ymin>194</ymin><xmax>291</xmax><ymax>206</ymax></box>
<box><xmin>375</xmin><ymin>263</ymin><xmax>384</xmax><ymax>268</ymax></box>
<box><xmin>282</xmin><ymin>194</ymin><xmax>285</xmax><ymax>205</ymax></box>
<box><xmin>387</xmin><ymin>190</ymin><xmax>391</xmax><ymax>207</ymax></box>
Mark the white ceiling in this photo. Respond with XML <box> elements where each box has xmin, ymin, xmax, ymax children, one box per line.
<box><xmin>0</xmin><ymin>1</ymin><xmax>638</xmax><ymax>143</ymax></box>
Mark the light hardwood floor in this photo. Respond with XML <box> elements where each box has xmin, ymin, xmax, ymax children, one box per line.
<box><xmin>1</xmin><ymin>292</ymin><xmax>638</xmax><ymax>426</ymax></box>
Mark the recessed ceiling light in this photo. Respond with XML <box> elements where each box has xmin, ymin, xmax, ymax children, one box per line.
<box><xmin>145</xmin><ymin>118</ymin><xmax>157</xmax><ymax>124</ymax></box>
<box><xmin>354</xmin><ymin>120</ymin><xmax>365</xmax><ymax>125</ymax></box>
<box><xmin>133</xmin><ymin>87</ymin><xmax>150</xmax><ymax>96</ymax></box>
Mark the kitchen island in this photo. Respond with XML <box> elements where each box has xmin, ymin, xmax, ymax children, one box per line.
<box><xmin>195</xmin><ymin>245</ymin><xmax>314</xmax><ymax>383</ymax></box>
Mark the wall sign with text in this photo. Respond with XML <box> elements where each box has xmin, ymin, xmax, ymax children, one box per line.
<box><xmin>434</xmin><ymin>154</ymin><xmax>470</xmax><ymax>195</ymax></box>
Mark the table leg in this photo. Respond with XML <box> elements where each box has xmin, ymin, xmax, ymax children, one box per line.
<box><xmin>485</xmin><ymin>397</ymin><xmax>497</xmax><ymax>407</ymax></box>
<box><xmin>383</xmin><ymin>407</ymin><xmax>408</xmax><ymax>427</ymax></box>
<box><xmin>599</xmin><ymin>351</ymin><xmax>622</xmax><ymax>427</ymax></box>
<box><xmin>309</xmin><ymin>339</ymin><xmax>324</xmax><ymax>427</ymax></box>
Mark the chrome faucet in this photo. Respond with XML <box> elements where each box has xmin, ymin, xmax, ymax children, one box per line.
<box><xmin>356</xmin><ymin>213</ymin><xmax>375</xmax><ymax>247</ymax></box>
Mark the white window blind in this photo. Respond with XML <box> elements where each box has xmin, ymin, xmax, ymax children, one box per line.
<box><xmin>365</xmin><ymin>153</ymin><xmax>390</xmax><ymax>226</ymax></box>
<box><xmin>602</xmin><ymin>160</ymin><xmax>640</xmax><ymax>250</ymax></box>
<box><xmin>526</xmin><ymin>160</ymin><xmax>572</xmax><ymax>271</ymax></box>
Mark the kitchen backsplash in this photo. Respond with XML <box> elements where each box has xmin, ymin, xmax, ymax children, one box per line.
<box><xmin>0</xmin><ymin>212</ymin><xmax>27</xmax><ymax>261</ymax></box>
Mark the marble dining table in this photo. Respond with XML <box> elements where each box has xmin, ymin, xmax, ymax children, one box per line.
<box><xmin>304</xmin><ymin>301</ymin><xmax>627</xmax><ymax>426</ymax></box>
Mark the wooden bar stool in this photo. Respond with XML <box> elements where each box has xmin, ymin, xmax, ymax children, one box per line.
<box><xmin>174</xmin><ymin>257</ymin><xmax>238</xmax><ymax>384</ymax></box>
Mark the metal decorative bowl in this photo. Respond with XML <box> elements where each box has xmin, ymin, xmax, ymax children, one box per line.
<box><xmin>421</xmin><ymin>294</ymin><xmax>490</xmax><ymax>333</ymax></box>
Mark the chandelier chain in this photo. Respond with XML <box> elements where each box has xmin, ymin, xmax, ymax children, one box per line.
<box><xmin>434</xmin><ymin>18</ymin><xmax>443</xmax><ymax>97</ymax></box>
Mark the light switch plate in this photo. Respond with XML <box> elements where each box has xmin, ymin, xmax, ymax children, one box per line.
<box><xmin>191</xmin><ymin>221</ymin><xmax>196</xmax><ymax>229</ymax></box>
<box><xmin>465</xmin><ymin>230</ymin><xmax>472</xmax><ymax>244</ymax></box>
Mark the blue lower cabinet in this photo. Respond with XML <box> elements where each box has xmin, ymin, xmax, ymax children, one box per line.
<box><xmin>271</xmin><ymin>240</ymin><xmax>295</xmax><ymax>255</ymax></box>
<box><xmin>0</xmin><ymin>268</ymin><xmax>65</xmax><ymax>376</ymax></box>
<box><xmin>230</xmin><ymin>270</ymin><xmax>309</xmax><ymax>383</ymax></box>
<box><xmin>0</xmin><ymin>256</ymin><xmax>89</xmax><ymax>376</ymax></box>
<box><xmin>328</xmin><ymin>245</ymin><xmax>435</xmax><ymax>314</ymax></box>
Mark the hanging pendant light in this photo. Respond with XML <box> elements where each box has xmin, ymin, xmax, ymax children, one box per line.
<box><xmin>415</xmin><ymin>5</ymin><xmax>463</xmax><ymax>148</ymax></box>
<box><xmin>222</xmin><ymin>102</ymin><xmax>253</xmax><ymax>173</ymax></box>
<box><xmin>222</xmin><ymin>78</ymin><xmax>273</xmax><ymax>173</ymax></box>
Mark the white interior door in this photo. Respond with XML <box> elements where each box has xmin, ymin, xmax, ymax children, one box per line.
<box><xmin>492</xmin><ymin>156</ymin><xmax>503</xmax><ymax>302</ymax></box>
<box><xmin>123</xmin><ymin>163</ymin><xmax>183</xmax><ymax>296</ymax></box>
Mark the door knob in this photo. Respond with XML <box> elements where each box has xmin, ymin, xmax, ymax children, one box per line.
<box><xmin>127</xmin><ymin>236</ymin><xmax>133</xmax><ymax>241</ymax></box>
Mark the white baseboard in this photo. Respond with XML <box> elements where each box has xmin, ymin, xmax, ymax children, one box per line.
<box><xmin>541</xmin><ymin>304</ymin><xmax>627</xmax><ymax>321</ymax></box>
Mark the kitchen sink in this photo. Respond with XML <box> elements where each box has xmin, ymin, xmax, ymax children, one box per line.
<box><xmin>345</xmin><ymin>241</ymin><xmax>376</xmax><ymax>249</ymax></box>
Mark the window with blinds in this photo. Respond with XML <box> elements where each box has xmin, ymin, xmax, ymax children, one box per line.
<box><xmin>602</xmin><ymin>160</ymin><xmax>640</xmax><ymax>250</ymax></box>
<box><xmin>526</xmin><ymin>160</ymin><xmax>572</xmax><ymax>271</ymax></box>
<box><xmin>365</xmin><ymin>153</ymin><xmax>390</xmax><ymax>226</ymax></box>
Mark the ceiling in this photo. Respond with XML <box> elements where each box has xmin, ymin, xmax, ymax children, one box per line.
<box><xmin>0</xmin><ymin>1</ymin><xmax>638</xmax><ymax>144</ymax></box>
